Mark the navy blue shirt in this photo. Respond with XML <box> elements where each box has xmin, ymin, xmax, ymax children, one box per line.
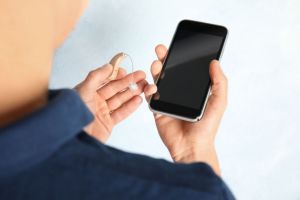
<box><xmin>0</xmin><ymin>89</ymin><xmax>234</xmax><ymax>199</ymax></box>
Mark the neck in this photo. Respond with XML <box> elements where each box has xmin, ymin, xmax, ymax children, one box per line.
<box><xmin>0</xmin><ymin>69</ymin><xmax>50</xmax><ymax>127</ymax></box>
<box><xmin>0</xmin><ymin>86</ymin><xmax>49</xmax><ymax>127</ymax></box>
<box><xmin>0</xmin><ymin>70</ymin><xmax>51</xmax><ymax>128</ymax></box>
<box><xmin>0</xmin><ymin>0</ymin><xmax>54</xmax><ymax>127</ymax></box>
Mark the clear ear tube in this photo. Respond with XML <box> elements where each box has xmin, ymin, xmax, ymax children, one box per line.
<box><xmin>108</xmin><ymin>52</ymin><xmax>138</xmax><ymax>91</ymax></box>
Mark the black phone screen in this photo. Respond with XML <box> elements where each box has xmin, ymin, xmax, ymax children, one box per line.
<box><xmin>150</xmin><ymin>20</ymin><xmax>227</xmax><ymax>119</ymax></box>
<box><xmin>151</xmin><ymin>20</ymin><xmax>227</xmax><ymax>119</ymax></box>
<box><xmin>157</xmin><ymin>30</ymin><xmax>223</xmax><ymax>109</ymax></box>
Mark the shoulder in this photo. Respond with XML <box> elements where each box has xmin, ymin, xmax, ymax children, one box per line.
<box><xmin>56</xmin><ymin>132</ymin><xmax>235</xmax><ymax>199</ymax></box>
<box><xmin>1</xmin><ymin>132</ymin><xmax>235</xmax><ymax>200</ymax></box>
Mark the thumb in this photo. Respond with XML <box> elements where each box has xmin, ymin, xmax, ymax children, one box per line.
<box><xmin>203</xmin><ymin>60</ymin><xmax>228</xmax><ymax>119</ymax></box>
<box><xmin>85</xmin><ymin>64</ymin><xmax>113</xmax><ymax>89</ymax></box>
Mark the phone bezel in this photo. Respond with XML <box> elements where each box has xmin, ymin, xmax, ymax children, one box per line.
<box><xmin>149</xmin><ymin>20</ymin><xmax>228</xmax><ymax>122</ymax></box>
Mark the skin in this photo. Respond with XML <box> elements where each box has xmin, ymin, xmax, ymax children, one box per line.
<box><xmin>147</xmin><ymin>45</ymin><xmax>228</xmax><ymax>175</ymax></box>
<box><xmin>75</xmin><ymin>65</ymin><xmax>152</xmax><ymax>142</ymax></box>
<box><xmin>0</xmin><ymin>0</ymin><xmax>227</xmax><ymax>176</ymax></box>
<box><xmin>0</xmin><ymin>0</ymin><xmax>89</xmax><ymax>125</ymax></box>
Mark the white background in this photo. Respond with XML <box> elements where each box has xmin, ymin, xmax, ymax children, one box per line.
<box><xmin>50</xmin><ymin>0</ymin><xmax>300</xmax><ymax>199</ymax></box>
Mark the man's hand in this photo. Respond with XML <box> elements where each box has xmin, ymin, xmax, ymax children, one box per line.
<box><xmin>75</xmin><ymin>64</ymin><xmax>151</xmax><ymax>143</ymax></box>
<box><xmin>146</xmin><ymin>45</ymin><xmax>228</xmax><ymax>175</ymax></box>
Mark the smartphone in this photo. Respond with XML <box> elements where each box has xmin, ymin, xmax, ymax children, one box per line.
<box><xmin>149</xmin><ymin>20</ymin><xmax>228</xmax><ymax>122</ymax></box>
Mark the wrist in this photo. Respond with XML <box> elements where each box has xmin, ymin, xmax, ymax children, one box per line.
<box><xmin>172</xmin><ymin>143</ymin><xmax>215</xmax><ymax>163</ymax></box>
<box><xmin>172</xmin><ymin>143</ymin><xmax>221</xmax><ymax>176</ymax></box>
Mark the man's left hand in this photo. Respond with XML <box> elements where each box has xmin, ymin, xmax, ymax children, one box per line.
<box><xmin>75</xmin><ymin>64</ymin><xmax>154</xmax><ymax>142</ymax></box>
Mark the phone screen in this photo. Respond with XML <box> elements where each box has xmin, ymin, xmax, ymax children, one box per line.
<box><xmin>154</xmin><ymin>25</ymin><xmax>224</xmax><ymax>110</ymax></box>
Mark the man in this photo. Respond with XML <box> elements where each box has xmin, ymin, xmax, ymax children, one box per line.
<box><xmin>0</xmin><ymin>0</ymin><xmax>234</xmax><ymax>199</ymax></box>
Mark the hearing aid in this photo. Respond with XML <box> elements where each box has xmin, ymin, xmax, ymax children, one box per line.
<box><xmin>108</xmin><ymin>52</ymin><xmax>138</xmax><ymax>91</ymax></box>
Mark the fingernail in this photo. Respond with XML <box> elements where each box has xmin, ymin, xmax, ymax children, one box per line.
<box><xmin>151</xmin><ymin>85</ymin><xmax>158</xmax><ymax>93</ymax></box>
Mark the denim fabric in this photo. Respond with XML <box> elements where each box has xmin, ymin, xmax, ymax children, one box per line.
<box><xmin>0</xmin><ymin>89</ymin><xmax>234</xmax><ymax>200</ymax></box>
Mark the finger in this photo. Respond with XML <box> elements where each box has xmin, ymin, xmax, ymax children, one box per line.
<box><xmin>115</xmin><ymin>67</ymin><xmax>127</xmax><ymax>80</ymax></box>
<box><xmin>111</xmin><ymin>96</ymin><xmax>143</xmax><ymax>124</ymax></box>
<box><xmin>155</xmin><ymin>44</ymin><xmax>168</xmax><ymax>62</ymax></box>
<box><xmin>85</xmin><ymin>64</ymin><xmax>113</xmax><ymax>89</ymax></box>
<box><xmin>106</xmin><ymin>80</ymin><xmax>147</xmax><ymax>111</ymax></box>
<box><xmin>97</xmin><ymin>70</ymin><xmax>146</xmax><ymax>100</ymax></box>
<box><xmin>210</xmin><ymin>60</ymin><xmax>228</xmax><ymax>101</ymax></box>
<box><xmin>151</xmin><ymin>60</ymin><xmax>163</xmax><ymax>81</ymax></box>
<box><xmin>203</xmin><ymin>60</ymin><xmax>228</xmax><ymax>119</ymax></box>
<box><xmin>144</xmin><ymin>84</ymin><xmax>157</xmax><ymax>102</ymax></box>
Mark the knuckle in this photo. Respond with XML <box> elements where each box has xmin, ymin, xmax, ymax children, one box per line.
<box><xmin>122</xmin><ymin>77</ymin><xmax>130</xmax><ymax>87</ymax></box>
<box><xmin>104</xmin><ymin>63</ymin><xmax>112</xmax><ymax>68</ymax></box>
<box><xmin>112</xmin><ymin>112</ymin><xmax>121</xmax><ymax>123</ymax></box>
<box><xmin>118</xmin><ymin>93</ymin><xmax>126</xmax><ymax>105</ymax></box>
<box><xmin>223</xmin><ymin>75</ymin><xmax>228</xmax><ymax>84</ymax></box>
<box><xmin>87</xmin><ymin>70</ymin><xmax>97</xmax><ymax>80</ymax></box>
<box><xmin>224</xmin><ymin>97</ymin><xmax>228</xmax><ymax>108</ymax></box>
<box><xmin>151</xmin><ymin>60</ymin><xmax>160</xmax><ymax>68</ymax></box>
<box><xmin>112</xmin><ymin>99</ymin><xmax>120</xmax><ymax>110</ymax></box>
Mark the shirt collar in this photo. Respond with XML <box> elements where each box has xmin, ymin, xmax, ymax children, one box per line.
<box><xmin>0</xmin><ymin>89</ymin><xmax>94</xmax><ymax>177</ymax></box>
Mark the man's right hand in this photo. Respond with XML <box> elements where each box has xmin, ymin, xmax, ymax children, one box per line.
<box><xmin>146</xmin><ymin>44</ymin><xmax>228</xmax><ymax>175</ymax></box>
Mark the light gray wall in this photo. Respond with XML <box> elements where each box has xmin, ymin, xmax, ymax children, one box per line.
<box><xmin>50</xmin><ymin>0</ymin><xmax>300</xmax><ymax>199</ymax></box>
